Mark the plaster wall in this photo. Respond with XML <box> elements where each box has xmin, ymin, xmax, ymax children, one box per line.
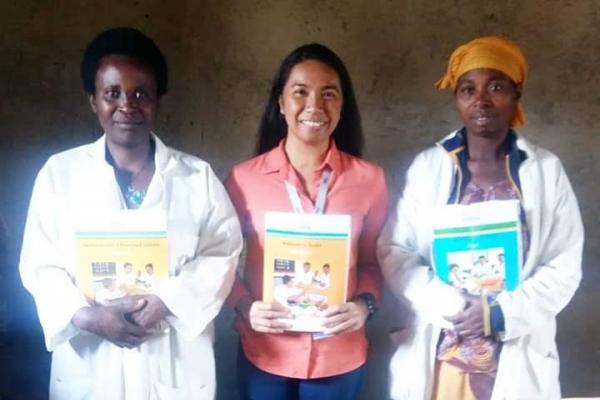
<box><xmin>1</xmin><ymin>1</ymin><xmax>598</xmax><ymax>398</ymax></box>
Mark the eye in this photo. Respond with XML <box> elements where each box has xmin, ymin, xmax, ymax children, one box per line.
<box><xmin>292</xmin><ymin>87</ymin><xmax>308</xmax><ymax>96</ymax></box>
<box><xmin>458</xmin><ymin>85</ymin><xmax>474</xmax><ymax>96</ymax></box>
<box><xmin>104</xmin><ymin>88</ymin><xmax>120</xmax><ymax>100</ymax></box>
<box><xmin>489</xmin><ymin>82</ymin><xmax>505</xmax><ymax>92</ymax></box>
<box><xmin>322</xmin><ymin>89</ymin><xmax>339</xmax><ymax>99</ymax></box>
<box><xmin>134</xmin><ymin>89</ymin><xmax>147</xmax><ymax>100</ymax></box>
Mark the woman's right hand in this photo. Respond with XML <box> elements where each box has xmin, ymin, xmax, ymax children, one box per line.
<box><xmin>237</xmin><ymin>297</ymin><xmax>292</xmax><ymax>334</ymax></box>
<box><xmin>72</xmin><ymin>297</ymin><xmax>151</xmax><ymax>348</ymax></box>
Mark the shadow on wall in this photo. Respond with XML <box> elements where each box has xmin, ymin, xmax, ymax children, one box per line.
<box><xmin>0</xmin><ymin>215</ymin><xmax>50</xmax><ymax>400</ymax></box>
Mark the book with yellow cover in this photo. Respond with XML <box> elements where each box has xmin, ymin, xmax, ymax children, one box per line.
<box><xmin>75</xmin><ymin>210</ymin><xmax>169</xmax><ymax>304</ymax></box>
<box><xmin>263</xmin><ymin>211</ymin><xmax>351</xmax><ymax>332</ymax></box>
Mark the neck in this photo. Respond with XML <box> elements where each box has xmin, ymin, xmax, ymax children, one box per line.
<box><xmin>106</xmin><ymin>138</ymin><xmax>151</xmax><ymax>173</ymax></box>
<box><xmin>465</xmin><ymin>130</ymin><xmax>508</xmax><ymax>161</ymax></box>
<box><xmin>284</xmin><ymin>136</ymin><xmax>330</xmax><ymax>173</ymax></box>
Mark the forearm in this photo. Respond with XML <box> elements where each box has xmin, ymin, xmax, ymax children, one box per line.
<box><xmin>226</xmin><ymin>275</ymin><xmax>253</xmax><ymax>310</ymax></box>
<box><xmin>71</xmin><ymin>306</ymin><xmax>91</xmax><ymax>330</ymax></box>
<box><xmin>497</xmin><ymin>258</ymin><xmax>581</xmax><ymax>340</ymax></box>
<box><xmin>234</xmin><ymin>293</ymin><xmax>254</xmax><ymax>322</ymax></box>
<box><xmin>157</xmin><ymin>257</ymin><xmax>236</xmax><ymax>338</ymax></box>
<box><xmin>21</xmin><ymin>264</ymin><xmax>89</xmax><ymax>350</ymax></box>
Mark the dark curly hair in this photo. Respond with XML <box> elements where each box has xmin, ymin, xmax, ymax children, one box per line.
<box><xmin>256</xmin><ymin>43</ymin><xmax>363</xmax><ymax>157</ymax></box>
<box><xmin>80</xmin><ymin>27</ymin><xmax>168</xmax><ymax>96</ymax></box>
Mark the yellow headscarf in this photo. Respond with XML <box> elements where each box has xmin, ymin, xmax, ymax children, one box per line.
<box><xmin>436</xmin><ymin>36</ymin><xmax>528</xmax><ymax>127</ymax></box>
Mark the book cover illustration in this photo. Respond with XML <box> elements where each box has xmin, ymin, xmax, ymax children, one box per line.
<box><xmin>431</xmin><ymin>200</ymin><xmax>522</xmax><ymax>295</ymax></box>
<box><xmin>263</xmin><ymin>211</ymin><xmax>351</xmax><ymax>332</ymax></box>
<box><xmin>75</xmin><ymin>210</ymin><xmax>169</xmax><ymax>304</ymax></box>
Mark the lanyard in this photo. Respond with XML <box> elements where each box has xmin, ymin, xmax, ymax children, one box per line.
<box><xmin>284</xmin><ymin>168</ymin><xmax>332</xmax><ymax>214</ymax></box>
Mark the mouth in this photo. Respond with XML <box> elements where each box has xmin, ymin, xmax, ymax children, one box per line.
<box><xmin>114</xmin><ymin>121</ymin><xmax>144</xmax><ymax>129</ymax></box>
<box><xmin>472</xmin><ymin>115</ymin><xmax>496</xmax><ymax>125</ymax></box>
<box><xmin>299</xmin><ymin>120</ymin><xmax>327</xmax><ymax>128</ymax></box>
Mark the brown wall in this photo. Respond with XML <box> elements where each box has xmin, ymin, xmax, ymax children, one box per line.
<box><xmin>1</xmin><ymin>1</ymin><xmax>598</xmax><ymax>398</ymax></box>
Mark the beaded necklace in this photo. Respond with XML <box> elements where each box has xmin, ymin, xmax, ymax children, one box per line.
<box><xmin>106</xmin><ymin>141</ymin><xmax>155</xmax><ymax>209</ymax></box>
<box><xmin>124</xmin><ymin>159</ymin><xmax>151</xmax><ymax>209</ymax></box>
<box><xmin>125</xmin><ymin>183</ymin><xmax>146</xmax><ymax>208</ymax></box>
<box><xmin>125</xmin><ymin>186</ymin><xmax>146</xmax><ymax>208</ymax></box>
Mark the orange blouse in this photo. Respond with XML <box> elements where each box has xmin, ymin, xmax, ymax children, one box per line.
<box><xmin>225</xmin><ymin>140</ymin><xmax>388</xmax><ymax>379</ymax></box>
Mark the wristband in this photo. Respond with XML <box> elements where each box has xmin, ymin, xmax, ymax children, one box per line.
<box><xmin>354</xmin><ymin>293</ymin><xmax>378</xmax><ymax>321</ymax></box>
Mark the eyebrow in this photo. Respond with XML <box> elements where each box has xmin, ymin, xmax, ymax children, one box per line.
<box><xmin>458</xmin><ymin>74</ymin><xmax>512</xmax><ymax>85</ymax></box>
<box><xmin>290</xmin><ymin>82</ymin><xmax>341</xmax><ymax>91</ymax></box>
<box><xmin>100</xmin><ymin>83</ymin><xmax>149</xmax><ymax>91</ymax></box>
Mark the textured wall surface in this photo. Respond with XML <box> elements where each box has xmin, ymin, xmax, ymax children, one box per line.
<box><xmin>1</xmin><ymin>1</ymin><xmax>598</xmax><ymax>398</ymax></box>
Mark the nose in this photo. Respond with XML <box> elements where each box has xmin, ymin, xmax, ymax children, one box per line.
<box><xmin>306</xmin><ymin>91</ymin><xmax>324</xmax><ymax>110</ymax></box>
<box><xmin>473</xmin><ymin>88</ymin><xmax>492</xmax><ymax>107</ymax></box>
<box><xmin>118</xmin><ymin>92</ymin><xmax>139</xmax><ymax>111</ymax></box>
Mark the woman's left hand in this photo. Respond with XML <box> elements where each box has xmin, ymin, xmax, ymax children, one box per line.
<box><xmin>110</xmin><ymin>294</ymin><xmax>169</xmax><ymax>331</ymax></box>
<box><xmin>445</xmin><ymin>293</ymin><xmax>484</xmax><ymax>339</ymax></box>
<box><xmin>129</xmin><ymin>294</ymin><xmax>170</xmax><ymax>330</ymax></box>
<box><xmin>322</xmin><ymin>299</ymin><xmax>369</xmax><ymax>335</ymax></box>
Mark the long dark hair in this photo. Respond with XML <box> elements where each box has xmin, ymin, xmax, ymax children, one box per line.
<box><xmin>256</xmin><ymin>43</ymin><xmax>363</xmax><ymax>157</ymax></box>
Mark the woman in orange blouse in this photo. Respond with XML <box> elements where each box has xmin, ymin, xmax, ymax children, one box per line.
<box><xmin>225</xmin><ymin>43</ymin><xmax>388</xmax><ymax>400</ymax></box>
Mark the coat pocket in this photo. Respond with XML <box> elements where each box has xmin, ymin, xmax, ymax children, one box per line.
<box><xmin>152</xmin><ymin>380</ymin><xmax>209</xmax><ymax>400</ymax></box>
<box><xmin>515</xmin><ymin>335</ymin><xmax>560</xmax><ymax>400</ymax></box>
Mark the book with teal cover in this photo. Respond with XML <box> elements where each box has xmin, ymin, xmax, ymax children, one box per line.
<box><xmin>431</xmin><ymin>200</ymin><xmax>522</xmax><ymax>295</ymax></box>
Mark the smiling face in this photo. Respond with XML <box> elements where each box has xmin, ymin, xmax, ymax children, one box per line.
<box><xmin>455</xmin><ymin>68</ymin><xmax>520</xmax><ymax>139</ymax></box>
<box><xmin>278</xmin><ymin>60</ymin><xmax>343</xmax><ymax>149</ymax></box>
<box><xmin>89</xmin><ymin>54</ymin><xmax>159</xmax><ymax>149</ymax></box>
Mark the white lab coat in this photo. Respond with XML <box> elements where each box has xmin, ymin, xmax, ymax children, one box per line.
<box><xmin>20</xmin><ymin>134</ymin><xmax>243</xmax><ymax>399</ymax></box>
<box><xmin>378</xmin><ymin>131</ymin><xmax>583</xmax><ymax>400</ymax></box>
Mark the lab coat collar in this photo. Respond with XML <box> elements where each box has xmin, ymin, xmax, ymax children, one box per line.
<box><xmin>85</xmin><ymin>133</ymin><xmax>174</xmax><ymax>173</ymax></box>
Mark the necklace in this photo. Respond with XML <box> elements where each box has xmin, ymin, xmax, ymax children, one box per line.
<box><xmin>125</xmin><ymin>185</ymin><xmax>146</xmax><ymax>208</ymax></box>
<box><xmin>124</xmin><ymin>158</ymin><xmax>152</xmax><ymax>209</ymax></box>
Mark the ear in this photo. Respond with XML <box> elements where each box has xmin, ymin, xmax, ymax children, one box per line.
<box><xmin>88</xmin><ymin>94</ymin><xmax>97</xmax><ymax>113</ymax></box>
<box><xmin>514</xmin><ymin>83</ymin><xmax>523</xmax><ymax>100</ymax></box>
<box><xmin>278</xmin><ymin>95</ymin><xmax>284</xmax><ymax>115</ymax></box>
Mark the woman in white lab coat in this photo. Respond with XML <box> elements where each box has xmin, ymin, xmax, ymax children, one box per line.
<box><xmin>378</xmin><ymin>36</ymin><xmax>583</xmax><ymax>400</ymax></box>
<box><xmin>19</xmin><ymin>27</ymin><xmax>242</xmax><ymax>399</ymax></box>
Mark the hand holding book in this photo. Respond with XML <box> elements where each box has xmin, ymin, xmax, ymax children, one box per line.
<box><xmin>321</xmin><ymin>299</ymin><xmax>369</xmax><ymax>335</ymax></box>
<box><xmin>237</xmin><ymin>296</ymin><xmax>293</xmax><ymax>334</ymax></box>
<box><xmin>127</xmin><ymin>294</ymin><xmax>170</xmax><ymax>331</ymax></box>
<box><xmin>72</xmin><ymin>297</ymin><xmax>149</xmax><ymax>348</ymax></box>
<box><xmin>444</xmin><ymin>293</ymin><xmax>484</xmax><ymax>339</ymax></box>
<box><xmin>72</xmin><ymin>294</ymin><xmax>170</xmax><ymax>348</ymax></box>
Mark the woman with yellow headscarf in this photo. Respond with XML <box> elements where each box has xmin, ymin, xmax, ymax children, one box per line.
<box><xmin>378</xmin><ymin>36</ymin><xmax>583</xmax><ymax>399</ymax></box>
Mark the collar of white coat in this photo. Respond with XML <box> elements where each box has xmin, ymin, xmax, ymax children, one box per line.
<box><xmin>436</xmin><ymin>128</ymin><xmax>539</xmax><ymax>161</ymax></box>
<box><xmin>85</xmin><ymin>132</ymin><xmax>174</xmax><ymax>173</ymax></box>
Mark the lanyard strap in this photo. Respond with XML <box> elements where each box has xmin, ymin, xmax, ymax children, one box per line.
<box><xmin>284</xmin><ymin>168</ymin><xmax>332</xmax><ymax>214</ymax></box>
